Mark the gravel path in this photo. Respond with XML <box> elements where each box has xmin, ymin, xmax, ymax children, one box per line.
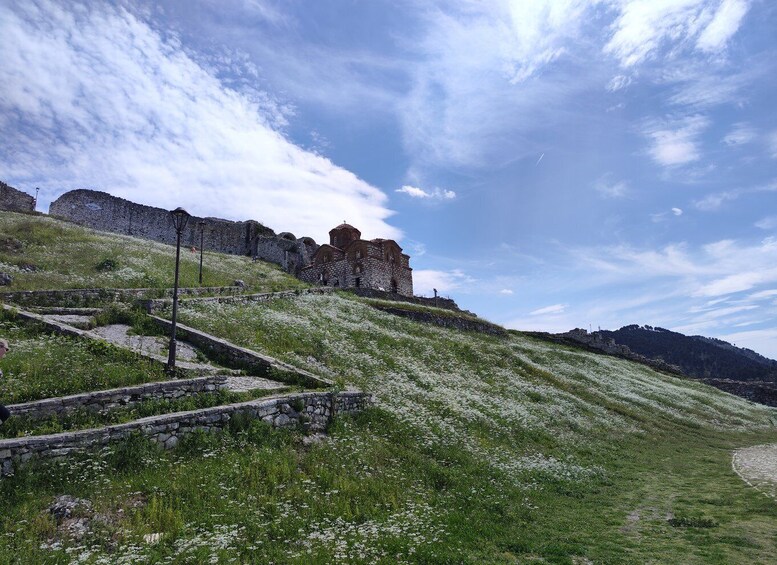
<box><xmin>89</xmin><ymin>325</ymin><xmax>287</xmax><ymax>392</ymax></box>
<box><xmin>732</xmin><ymin>443</ymin><xmax>777</xmax><ymax>500</ymax></box>
<box><xmin>91</xmin><ymin>324</ymin><xmax>200</xmax><ymax>361</ymax></box>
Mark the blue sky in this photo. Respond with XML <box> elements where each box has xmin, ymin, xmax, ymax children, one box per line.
<box><xmin>2</xmin><ymin>0</ymin><xmax>777</xmax><ymax>357</ymax></box>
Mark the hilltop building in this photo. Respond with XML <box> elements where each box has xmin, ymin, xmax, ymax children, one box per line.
<box><xmin>299</xmin><ymin>223</ymin><xmax>413</xmax><ymax>296</ymax></box>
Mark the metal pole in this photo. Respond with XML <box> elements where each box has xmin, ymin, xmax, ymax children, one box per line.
<box><xmin>198</xmin><ymin>221</ymin><xmax>205</xmax><ymax>286</ymax></box>
<box><xmin>167</xmin><ymin>228</ymin><xmax>183</xmax><ymax>373</ymax></box>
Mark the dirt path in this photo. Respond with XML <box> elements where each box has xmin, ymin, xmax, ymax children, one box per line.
<box><xmin>732</xmin><ymin>443</ymin><xmax>777</xmax><ymax>500</ymax></box>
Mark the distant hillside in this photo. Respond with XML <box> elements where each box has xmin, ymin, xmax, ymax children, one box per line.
<box><xmin>598</xmin><ymin>325</ymin><xmax>777</xmax><ymax>382</ymax></box>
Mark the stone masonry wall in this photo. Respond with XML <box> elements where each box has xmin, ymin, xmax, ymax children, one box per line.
<box><xmin>149</xmin><ymin>316</ymin><xmax>333</xmax><ymax>388</ymax></box>
<box><xmin>372</xmin><ymin>305</ymin><xmax>506</xmax><ymax>336</ymax></box>
<box><xmin>48</xmin><ymin>190</ymin><xmax>316</xmax><ymax>274</ymax></box>
<box><xmin>0</xmin><ymin>285</ymin><xmax>243</xmax><ymax>308</ymax></box>
<box><xmin>144</xmin><ymin>287</ymin><xmax>333</xmax><ymax>315</ymax></box>
<box><xmin>8</xmin><ymin>376</ymin><xmax>228</xmax><ymax>420</ymax></box>
<box><xmin>0</xmin><ymin>391</ymin><xmax>372</xmax><ymax>475</ymax></box>
<box><xmin>0</xmin><ymin>181</ymin><xmax>35</xmax><ymax>213</ymax></box>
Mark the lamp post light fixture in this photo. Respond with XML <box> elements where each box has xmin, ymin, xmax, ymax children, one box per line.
<box><xmin>198</xmin><ymin>220</ymin><xmax>205</xmax><ymax>286</ymax></box>
<box><xmin>167</xmin><ymin>207</ymin><xmax>191</xmax><ymax>374</ymax></box>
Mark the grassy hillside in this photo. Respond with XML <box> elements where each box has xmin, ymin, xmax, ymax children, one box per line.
<box><xmin>0</xmin><ymin>212</ymin><xmax>776</xmax><ymax>563</ymax></box>
<box><xmin>0</xmin><ymin>211</ymin><xmax>303</xmax><ymax>291</ymax></box>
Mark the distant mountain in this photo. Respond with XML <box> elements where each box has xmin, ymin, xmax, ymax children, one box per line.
<box><xmin>597</xmin><ymin>325</ymin><xmax>777</xmax><ymax>382</ymax></box>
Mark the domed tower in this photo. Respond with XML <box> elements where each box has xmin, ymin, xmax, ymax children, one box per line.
<box><xmin>329</xmin><ymin>222</ymin><xmax>361</xmax><ymax>249</ymax></box>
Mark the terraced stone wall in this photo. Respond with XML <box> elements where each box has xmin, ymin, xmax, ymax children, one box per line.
<box><xmin>8</xmin><ymin>376</ymin><xmax>228</xmax><ymax>420</ymax></box>
<box><xmin>0</xmin><ymin>391</ymin><xmax>371</xmax><ymax>475</ymax></box>
<box><xmin>0</xmin><ymin>285</ymin><xmax>243</xmax><ymax>308</ymax></box>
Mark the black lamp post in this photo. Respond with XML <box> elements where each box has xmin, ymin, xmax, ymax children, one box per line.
<box><xmin>198</xmin><ymin>220</ymin><xmax>205</xmax><ymax>286</ymax></box>
<box><xmin>167</xmin><ymin>207</ymin><xmax>191</xmax><ymax>374</ymax></box>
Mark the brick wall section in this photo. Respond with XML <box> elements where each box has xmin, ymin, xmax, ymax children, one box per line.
<box><xmin>149</xmin><ymin>316</ymin><xmax>333</xmax><ymax>388</ymax></box>
<box><xmin>48</xmin><ymin>189</ymin><xmax>317</xmax><ymax>273</ymax></box>
<box><xmin>0</xmin><ymin>181</ymin><xmax>35</xmax><ymax>213</ymax></box>
<box><xmin>0</xmin><ymin>391</ymin><xmax>372</xmax><ymax>475</ymax></box>
<box><xmin>0</xmin><ymin>285</ymin><xmax>243</xmax><ymax>308</ymax></box>
<box><xmin>8</xmin><ymin>376</ymin><xmax>228</xmax><ymax>420</ymax></box>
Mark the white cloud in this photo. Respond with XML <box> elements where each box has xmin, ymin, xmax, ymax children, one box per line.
<box><xmin>723</xmin><ymin>122</ymin><xmax>756</xmax><ymax>146</ymax></box>
<box><xmin>755</xmin><ymin>216</ymin><xmax>777</xmax><ymax>230</ymax></box>
<box><xmin>672</xmin><ymin>207</ymin><xmax>683</xmax><ymax>216</ymax></box>
<box><xmin>594</xmin><ymin>175</ymin><xmax>629</xmax><ymax>198</ymax></box>
<box><xmin>530</xmin><ymin>303</ymin><xmax>567</xmax><ymax>316</ymax></box>
<box><xmin>606</xmin><ymin>74</ymin><xmax>632</xmax><ymax>92</ymax></box>
<box><xmin>604</xmin><ymin>0</ymin><xmax>750</xmax><ymax>67</ymax></box>
<box><xmin>396</xmin><ymin>185</ymin><xmax>456</xmax><ymax>200</ymax></box>
<box><xmin>696</xmin><ymin>0</ymin><xmax>750</xmax><ymax>53</ymax></box>
<box><xmin>499</xmin><ymin>289</ymin><xmax>514</xmax><ymax>295</ymax></box>
<box><xmin>0</xmin><ymin>2</ymin><xmax>398</xmax><ymax>241</ymax></box>
<box><xmin>643</xmin><ymin>115</ymin><xmax>709</xmax><ymax>167</ymax></box>
<box><xmin>413</xmin><ymin>269</ymin><xmax>475</xmax><ymax>296</ymax></box>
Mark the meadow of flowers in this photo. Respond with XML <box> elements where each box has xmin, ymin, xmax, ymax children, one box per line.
<box><xmin>1</xmin><ymin>215</ymin><xmax>777</xmax><ymax>562</ymax></box>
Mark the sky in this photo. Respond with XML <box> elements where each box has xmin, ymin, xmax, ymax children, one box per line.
<box><xmin>2</xmin><ymin>0</ymin><xmax>777</xmax><ymax>358</ymax></box>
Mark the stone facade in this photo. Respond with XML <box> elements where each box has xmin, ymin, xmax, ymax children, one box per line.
<box><xmin>0</xmin><ymin>181</ymin><xmax>35</xmax><ymax>213</ymax></box>
<box><xmin>299</xmin><ymin>223</ymin><xmax>413</xmax><ymax>296</ymax></box>
<box><xmin>48</xmin><ymin>190</ymin><xmax>318</xmax><ymax>274</ymax></box>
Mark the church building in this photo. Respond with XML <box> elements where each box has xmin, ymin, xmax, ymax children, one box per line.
<box><xmin>299</xmin><ymin>222</ymin><xmax>413</xmax><ymax>296</ymax></box>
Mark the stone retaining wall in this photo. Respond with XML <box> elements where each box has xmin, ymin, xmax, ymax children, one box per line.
<box><xmin>372</xmin><ymin>305</ymin><xmax>507</xmax><ymax>336</ymax></box>
<box><xmin>149</xmin><ymin>316</ymin><xmax>333</xmax><ymax>388</ymax></box>
<box><xmin>8</xmin><ymin>376</ymin><xmax>228</xmax><ymax>420</ymax></box>
<box><xmin>144</xmin><ymin>287</ymin><xmax>332</xmax><ymax>314</ymax></box>
<box><xmin>0</xmin><ymin>391</ymin><xmax>371</xmax><ymax>475</ymax></box>
<box><xmin>0</xmin><ymin>286</ymin><xmax>242</xmax><ymax>308</ymax></box>
<box><xmin>348</xmin><ymin>287</ymin><xmax>463</xmax><ymax>312</ymax></box>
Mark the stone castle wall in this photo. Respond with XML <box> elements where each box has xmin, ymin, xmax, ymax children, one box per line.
<box><xmin>0</xmin><ymin>181</ymin><xmax>35</xmax><ymax>213</ymax></box>
<box><xmin>48</xmin><ymin>190</ymin><xmax>317</xmax><ymax>274</ymax></box>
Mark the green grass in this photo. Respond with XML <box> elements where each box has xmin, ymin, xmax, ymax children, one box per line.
<box><xmin>0</xmin><ymin>211</ymin><xmax>305</xmax><ymax>292</ymax></box>
<box><xmin>0</xmin><ymin>318</ymin><xmax>165</xmax><ymax>404</ymax></box>
<box><xmin>0</xmin><ymin>211</ymin><xmax>776</xmax><ymax>562</ymax></box>
<box><xmin>0</xmin><ymin>388</ymin><xmax>288</xmax><ymax>439</ymax></box>
<box><xmin>0</xmin><ymin>410</ymin><xmax>775</xmax><ymax>563</ymax></box>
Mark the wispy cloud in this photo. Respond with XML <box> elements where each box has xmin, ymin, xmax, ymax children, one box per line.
<box><xmin>499</xmin><ymin>289</ymin><xmax>514</xmax><ymax>295</ymax></box>
<box><xmin>530</xmin><ymin>303</ymin><xmax>567</xmax><ymax>316</ymax></box>
<box><xmin>723</xmin><ymin>122</ymin><xmax>756</xmax><ymax>146</ymax></box>
<box><xmin>396</xmin><ymin>185</ymin><xmax>456</xmax><ymax>200</ymax></box>
<box><xmin>755</xmin><ymin>216</ymin><xmax>777</xmax><ymax>230</ymax></box>
<box><xmin>0</xmin><ymin>2</ymin><xmax>398</xmax><ymax>240</ymax></box>
<box><xmin>694</xmin><ymin>180</ymin><xmax>777</xmax><ymax>211</ymax></box>
<box><xmin>606</xmin><ymin>74</ymin><xmax>632</xmax><ymax>92</ymax></box>
<box><xmin>413</xmin><ymin>269</ymin><xmax>475</xmax><ymax>296</ymax></box>
<box><xmin>594</xmin><ymin>174</ymin><xmax>629</xmax><ymax>198</ymax></box>
<box><xmin>643</xmin><ymin>115</ymin><xmax>710</xmax><ymax>167</ymax></box>
<box><xmin>695</xmin><ymin>0</ymin><xmax>750</xmax><ymax>53</ymax></box>
<box><xmin>604</xmin><ymin>0</ymin><xmax>751</xmax><ymax>67</ymax></box>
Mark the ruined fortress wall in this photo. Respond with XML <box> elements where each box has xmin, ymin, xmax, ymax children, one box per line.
<box><xmin>48</xmin><ymin>190</ymin><xmax>315</xmax><ymax>272</ymax></box>
<box><xmin>49</xmin><ymin>190</ymin><xmax>271</xmax><ymax>255</ymax></box>
<box><xmin>0</xmin><ymin>181</ymin><xmax>35</xmax><ymax>213</ymax></box>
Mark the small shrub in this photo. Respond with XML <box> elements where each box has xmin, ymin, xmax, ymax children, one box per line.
<box><xmin>106</xmin><ymin>432</ymin><xmax>160</xmax><ymax>472</ymax></box>
<box><xmin>668</xmin><ymin>515</ymin><xmax>719</xmax><ymax>528</ymax></box>
<box><xmin>95</xmin><ymin>258</ymin><xmax>118</xmax><ymax>272</ymax></box>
